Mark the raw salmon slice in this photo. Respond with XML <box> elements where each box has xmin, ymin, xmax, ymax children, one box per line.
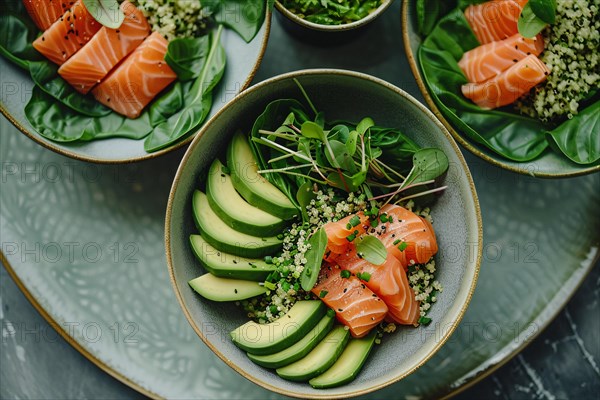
<box><xmin>458</xmin><ymin>33</ymin><xmax>544</xmax><ymax>83</ymax></box>
<box><xmin>334</xmin><ymin>251</ymin><xmax>420</xmax><ymax>326</ymax></box>
<box><xmin>464</xmin><ymin>0</ymin><xmax>523</xmax><ymax>44</ymax></box>
<box><xmin>58</xmin><ymin>1</ymin><xmax>150</xmax><ymax>94</ymax></box>
<box><xmin>32</xmin><ymin>0</ymin><xmax>101</xmax><ymax>65</ymax></box>
<box><xmin>462</xmin><ymin>54</ymin><xmax>549</xmax><ymax>109</ymax></box>
<box><xmin>92</xmin><ymin>32</ymin><xmax>176</xmax><ymax>119</ymax></box>
<box><xmin>323</xmin><ymin>213</ymin><xmax>370</xmax><ymax>259</ymax></box>
<box><xmin>312</xmin><ymin>264</ymin><xmax>388</xmax><ymax>338</ymax></box>
<box><xmin>23</xmin><ymin>0</ymin><xmax>68</xmax><ymax>31</ymax></box>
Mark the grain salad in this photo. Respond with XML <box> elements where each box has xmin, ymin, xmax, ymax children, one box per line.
<box><xmin>516</xmin><ymin>0</ymin><xmax>600</xmax><ymax>122</ymax></box>
<box><xmin>133</xmin><ymin>0</ymin><xmax>210</xmax><ymax>40</ymax></box>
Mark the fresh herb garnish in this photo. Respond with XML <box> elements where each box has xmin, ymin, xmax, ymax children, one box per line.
<box><xmin>319</xmin><ymin>290</ymin><xmax>328</xmax><ymax>298</ymax></box>
<box><xmin>355</xmin><ymin>235</ymin><xmax>387</xmax><ymax>265</ymax></box>
<box><xmin>340</xmin><ymin>270</ymin><xmax>351</xmax><ymax>279</ymax></box>
<box><xmin>299</xmin><ymin>227</ymin><xmax>328</xmax><ymax>291</ymax></box>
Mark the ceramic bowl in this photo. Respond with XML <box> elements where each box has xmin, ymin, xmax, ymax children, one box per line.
<box><xmin>274</xmin><ymin>0</ymin><xmax>393</xmax><ymax>43</ymax></box>
<box><xmin>401</xmin><ymin>0</ymin><xmax>600</xmax><ymax>178</ymax></box>
<box><xmin>165</xmin><ymin>69</ymin><xmax>482</xmax><ymax>398</ymax></box>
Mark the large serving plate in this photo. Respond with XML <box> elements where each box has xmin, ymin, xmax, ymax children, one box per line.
<box><xmin>402</xmin><ymin>0</ymin><xmax>600</xmax><ymax>178</ymax></box>
<box><xmin>2</xmin><ymin>3</ymin><xmax>599</xmax><ymax>399</ymax></box>
<box><xmin>0</xmin><ymin>9</ymin><xmax>270</xmax><ymax>164</ymax></box>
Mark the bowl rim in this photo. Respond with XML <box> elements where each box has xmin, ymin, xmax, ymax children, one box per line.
<box><xmin>165</xmin><ymin>68</ymin><xmax>483</xmax><ymax>398</ymax></box>
<box><xmin>400</xmin><ymin>0</ymin><xmax>600</xmax><ymax>179</ymax></box>
<box><xmin>274</xmin><ymin>0</ymin><xmax>394</xmax><ymax>32</ymax></box>
<box><xmin>0</xmin><ymin>9</ymin><xmax>272</xmax><ymax>165</ymax></box>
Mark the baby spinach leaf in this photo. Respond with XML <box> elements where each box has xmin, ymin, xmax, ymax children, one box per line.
<box><xmin>529</xmin><ymin>0</ymin><xmax>556</xmax><ymax>24</ymax></box>
<box><xmin>301</xmin><ymin>121</ymin><xmax>326</xmax><ymax>142</ymax></box>
<box><xmin>356</xmin><ymin>117</ymin><xmax>374</xmax><ymax>135</ymax></box>
<box><xmin>165</xmin><ymin>36</ymin><xmax>210</xmax><ymax>81</ymax></box>
<box><xmin>517</xmin><ymin>2</ymin><xmax>547</xmax><ymax>38</ymax></box>
<box><xmin>29</xmin><ymin>61</ymin><xmax>111</xmax><ymax>117</ymax></box>
<box><xmin>211</xmin><ymin>0</ymin><xmax>267</xmax><ymax>43</ymax></box>
<box><xmin>547</xmin><ymin>100</ymin><xmax>600</xmax><ymax>165</ymax></box>
<box><xmin>144</xmin><ymin>26</ymin><xmax>226</xmax><ymax>152</ymax></box>
<box><xmin>416</xmin><ymin>0</ymin><xmax>440</xmax><ymax>35</ymax></box>
<box><xmin>82</xmin><ymin>0</ymin><xmax>124</xmax><ymax>29</ymax></box>
<box><xmin>355</xmin><ymin>236</ymin><xmax>387</xmax><ymax>266</ymax></box>
<box><xmin>0</xmin><ymin>13</ymin><xmax>43</xmax><ymax>70</ymax></box>
<box><xmin>148</xmin><ymin>82</ymin><xmax>185</xmax><ymax>126</ymax></box>
<box><xmin>300</xmin><ymin>227</ymin><xmax>327</xmax><ymax>291</ymax></box>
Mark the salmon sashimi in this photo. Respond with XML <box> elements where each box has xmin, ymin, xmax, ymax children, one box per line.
<box><xmin>23</xmin><ymin>0</ymin><xmax>68</xmax><ymax>31</ymax></box>
<box><xmin>58</xmin><ymin>1</ymin><xmax>150</xmax><ymax>94</ymax></box>
<box><xmin>464</xmin><ymin>0</ymin><xmax>523</xmax><ymax>44</ymax></box>
<box><xmin>462</xmin><ymin>54</ymin><xmax>549</xmax><ymax>109</ymax></box>
<box><xmin>312</xmin><ymin>264</ymin><xmax>388</xmax><ymax>338</ymax></box>
<box><xmin>458</xmin><ymin>33</ymin><xmax>545</xmax><ymax>83</ymax></box>
<box><xmin>92</xmin><ymin>32</ymin><xmax>177</xmax><ymax>119</ymax></box>
<box><xmin>334</xmin><ymin>251</ymin><xmax>420</xmax><ymax>326</ymax></box>
<box><xmin>32</xmin><ymin>0</ymin><xmax>101</xmax><ymax>65</ymax></box>
<box><xmin>323</xmin><ymin>213</ymin><xmax>370</xmax><ymax>259</ymax></box>
<box><xmin>375</xmin><ymin>204</ymin><xmax>438</xmax><ymax>269</ymax></box>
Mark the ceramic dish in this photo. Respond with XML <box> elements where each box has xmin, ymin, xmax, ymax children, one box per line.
<box><xmin>165</xmin><ymin>69</ymin><xmax>482</xmax><ymax>398</ymax></box>
<box><xmin>0</xmin><ymin>5</ymin><xmax>271</xmax><ymax>164</ymax></box>
<box><xmin>401</xmin><ymin>0</ymin><xmax>600</xmax><ymax>178</ymax></box>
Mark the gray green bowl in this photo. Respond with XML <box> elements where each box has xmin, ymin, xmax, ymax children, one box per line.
<box><xmin>165</xmin><ymin>69</ymin><xmax>482</xmax><ymax>398</ymax></box>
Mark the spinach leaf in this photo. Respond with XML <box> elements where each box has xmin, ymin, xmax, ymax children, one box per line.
<box><xmin>299</xmin><ymin>227</ymin><xmax>327</xmax><ymax>291</ymax></box>
<box><xmin>148</xmin><ymin>82</ymin><xmax>185</xmax><ymax>126</ymax></box>
<box><xmin>419</xmin><ymin>8</ymin><xmax>549</xmax><ymax>161</ymax></box>
<box><xmin>0</xmin><ymin>13</ymin><xmax>43</xmax><ymax>70</ymax></box>
<box><xmin>144</xmin><ymin>26</ymin><xmax>226</xmax><ymax>152</ymax></box>
<box><xmin>529</xmin><ymin>0</ymin><xmax>556</xmax><ymax>24</ymax></box>
<box><xmin>416</xmin><ymin>0</ymin><xmax>440</xmax><ymax>35</ymax></box>
<box><xmin>29</xmin><ymin>61</ymin><xmax>111</xmax><ymax>117</ymax></box>
<box><xmin>210</xmin><ymin>0</ymin><xmax>268</xmax><ymax>43</ymax></box>
<box><xmin>81</xmin><ymin>0</ymin><xmax>124</xmax><ymax>29</ymax></box>
<box><xmin>517</xmin><ymin>2</ymin><xmax>547</xmax><ymax>38</ymax></box>
<box><xmin>25</xmin><ymin>87</ymin><xmax>152</xmax><ymax>142</ymax></box>
<box><xmin>547</xmin><ymin>100</ymin><xmax>600</xmax><ymax>165</ymax></box>
<box><xmin>165</xmin><ymin>36</ymin><xmax>210</xmax><ymax>81</ymax></box>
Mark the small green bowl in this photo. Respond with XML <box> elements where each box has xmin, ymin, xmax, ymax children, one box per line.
<box><xmin>165</xmin><ymin>69</ymin><xmax>482</xmax><ymax>398</ymax></box>
<box><xmin>274</xmin><ymin>0</ymin><xmax>394</xmax><ymax>44</ymax></box>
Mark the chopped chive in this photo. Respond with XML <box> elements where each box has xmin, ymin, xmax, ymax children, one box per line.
<box><xmin>340</xmin><ymin>270</ymin><xmax>351</xmax><ymax>278</ymax></box>
<box><xmin>346</xmin><ymin>223</ymin><xmax>352</xmax><ymax>230</ymax></box>
<box><xmin>282</xmin><ymin>281</ymin><xmax>291</xmax><ymax>292</ymax></box>
<box><xmin>264</xmin><ymin>281</ymin><xmax>276</xmax><ymax>290</ymax></box>
<box><xmin>319</xmin><ymin>290</ymin><xmax>328</xmax><ymax>298</ymax></box>
<box><xmin>418</xmin><ymin>316</ymin><xmax>432</xmax><ymax>325</ymax></box>
<box><xmin>398</xmin><ymin>242</ymin><xmax>408</xmax><ymax>252</ymax></box>
<box><xmin>388</xmin><ymin>216</ymin><xmax>394</xmax><ymax>223</ymax></box>
<box><xmin>370</xmin><ymin>219</ymin><xmax>379</xmax><ymax>228</ymax></box>
<box><xmin>346</xmin><ymin>233</ymin><xmax>356</xmax><ymax>242</ymax></box>
<box><xmin>327</xmin><ymin>308</ymin><xmax>335</xmax><ymax>317</ymax></box>
<box><xmin>360</xmin><ymin>272</ymin><xmax>371</xmax><ymax>282</ymax></box>
<box><xmin>393</xmin><ymin>239</ymin><xmax>401</xmax><ymax>245</ymax></box>
<box><xmin>380</xmin><ymin>213</ymin><xmax>388</xmax><ymax>223</ymax></box>
<box><xmin>349</xmin><ymin>215</ymin><xmax>361</xmax><ymax>227</ymax></box>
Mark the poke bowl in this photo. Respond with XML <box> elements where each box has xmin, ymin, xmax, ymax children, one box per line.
<box><xmin>165</xmin><ymin>69</ymin><xmax>482</xmax><ymax>398</ymax></box>
<box><xmin>402</xmin><ymin>0</ymin><xmax>600</xmax><ymax>177</ymax></box>
<box><xmin>0</xmin><ymin>0</ymin><xmax>271</xmax><ymax>163</ymax></box>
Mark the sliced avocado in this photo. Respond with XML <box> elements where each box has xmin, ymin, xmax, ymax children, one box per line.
<box><xmin>192</xmin><ymin>190</ymin><xmax>283</xmax><ymax>258</ymax></box>
<box><xmin>231</xmin><ymin>300</ymin><xmax>325</xmax><ymax>355</ymax></box>
<box><xmin>207</xmin><ymin>159</ymin><xmax>286</xmax><ymax>237</ymax></box>
<box><xmin>247</xmin><ymin>310</ymin><xmax>335</xmax><ymax>369</ymax></box>
<box><xmin>190</xmin><ymin>235</ymin><xmax>276</xmax><ymax>281</ymax></box>
<box><xmin>188</xmin><ymin>274</ymin><xmax>266</xmax><ymax>302</ymax></box>
<box><xmin>227</xmin><ymin>132</ymin><xmax>298</xmax><ymax>220</ymax></box>
<box><xmin>276</xmin><ymin>325</ymin><xmax>350</xmax><ymax>382</ymax></box>
<box><xmin>309</xmin><ymin>331</ymin><xmax>377</xmax><ymax>388</ymax></box>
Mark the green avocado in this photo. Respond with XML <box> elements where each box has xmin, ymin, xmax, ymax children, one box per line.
<box><xmin>276</xmin><ymin>325</ymin><xmax>350</xmax><ymax>382</ymax></box>
<box><xmin>247</xmin><ymin>311</ymin><xmax>335</xmax><ymax>369</ymax></box>
<box><xmin>230</xmin><ymin>300</ymin><xmax>325</xmax><ymax>355</ymax></box>
<box><xmin>188</xmin><ymin>274</ymin><xmax>267</xmax><ymax>302</ymax></box>
<box><xmin>309</xmin><ymin>331</ymin><xmax>377</xmax><ymax>388</ymax></box>
<box><xmin>227</xmin><ymin>132</ymin><xmax>298</xmax><ymax>220</ymax></box>
<box><xmin>192</xmin><ymin>190</ymin><xmax>283</xmax><ymax>258</ymax></box>
<box><xmin>189</xmin><ymin>234</ymin><xmax>276</xmax><ymax>281</ymax></box>
<box><xmin>206</xmin><ymin>159</ymin><xmax>286</xmax><ymax>237</ymax></box>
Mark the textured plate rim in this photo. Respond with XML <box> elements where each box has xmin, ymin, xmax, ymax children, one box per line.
<box><xmin>0</xmin><ymin>9</ymin><xmax>272</xmax><ymax>165</ymax></box>
<box><xmin>400</xmin><ymin>0</ymin><xmax>600</xmax><ymax>179</ymax></box>
<box><xmin>165</xmin><ymin>68</ymin><xmax>483</xmax><ymax>399</ymax></box>
<box><xmin>274</xmin><ymin>0</ymin><xmax>393</xmax><ymax>32</ymax></box>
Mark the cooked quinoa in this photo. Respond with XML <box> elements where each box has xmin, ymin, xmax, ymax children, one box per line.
<box><xmin>516</xmin><ymin>0</ymin><xmax>600</xmax><ymax>122</ymax></box>
<box><xmin>133</xmin><ymin>0</ymin><xmax>210</xmax><ymax>40</ymax></box>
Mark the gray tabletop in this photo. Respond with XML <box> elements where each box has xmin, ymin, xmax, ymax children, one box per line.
<box><xmin>1</xmin><ymin>2</ymin><xmax>599</xmax><ymax>399</ymax></box>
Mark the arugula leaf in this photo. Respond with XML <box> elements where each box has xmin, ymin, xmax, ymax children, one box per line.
<box><xmin>355</xmin><ymin>235</ymin><xmax>387</xmax><ymax>266</ymax></box>
<box><xmin>82</xmin><ymin>0</ymin><xmax>124</xmax><ymax>29</ymax></box>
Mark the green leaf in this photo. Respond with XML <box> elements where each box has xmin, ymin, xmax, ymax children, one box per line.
<box><xmin>148</xmin><ymin>82</ymin><xmax>185</xmax><ymax>126</ymax></box>
<box><xmin>325</xmin><ymin>140</ymin><xmax>355</xmax><ymax>172</ymax></box>
<box><xmin>356</xmin><ymin>117</ymin><xmax>374</xmax><ymax>135</ymax></box>
<box><xmin>517</xmin><ymin>2</ymin><xmax>547</xmax><ymax>38</ymax></box>
<box><xmin>404</xmin><ymin>148</ymin><xmax>449</xmax><ymax>187</ymax></box>
<box><xmin>0</xmin><ymin>12</ymin><xmax>44</xmax><ymax>69</ymax></box>
<box><xmin>212</xmin><ymin>0</ymin><xmax>267</xmax><ymax>43</ymax></box>
<box><xmin>416</xmin><ymin>0</ymin><xmax>441</xmax><ymax>35</ymax></box>
<box><xmin>165</xmin><ymin>36</ymin><xmax>210</xmax><ymax>81</ymax></box>
<box><xmin>346</xmin><ymin>130</ymin><xmax>358</xmax><ymax>156</ymax></box>
<box><xmin>547</xmin><ymin>100</ymin><xmax>600</xmax><ymax>165</ymax></box>
<box><xmin>29</xmin><ymin>61</ymin><xmax>111</xmax><ymax>117</ymax></box>
<box><xmin>296</xmin><ymin>181</ymin><xmax>317</xmax><ymax>222</ymax></box>
<box><xmin>355</xmin><ymin>236</ymin><xmax>387</xmax><ymax>266</ymax></box>
<box><xmin>301</xmin><ymin>121</ymin><xmax>326</xmax><ymax>142</ymax></box>
<box><xmin>82</xmin><ymin>0</ymin><xmax>124</xmax><ymax>29</ymax></box>
<box><xmin>529</xmin><ymin>0</ymin><xmax>556</xmax><ymax>24</ymax></box>
<box><xmin>419</xmin><ymin>9</ymin><xmax>550</xmax><ymax>161</ymax></box>
<box><xmin>300</xmin><ymin>228</ymin><xmax>327</xmax><ymax>291</ymax></box>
